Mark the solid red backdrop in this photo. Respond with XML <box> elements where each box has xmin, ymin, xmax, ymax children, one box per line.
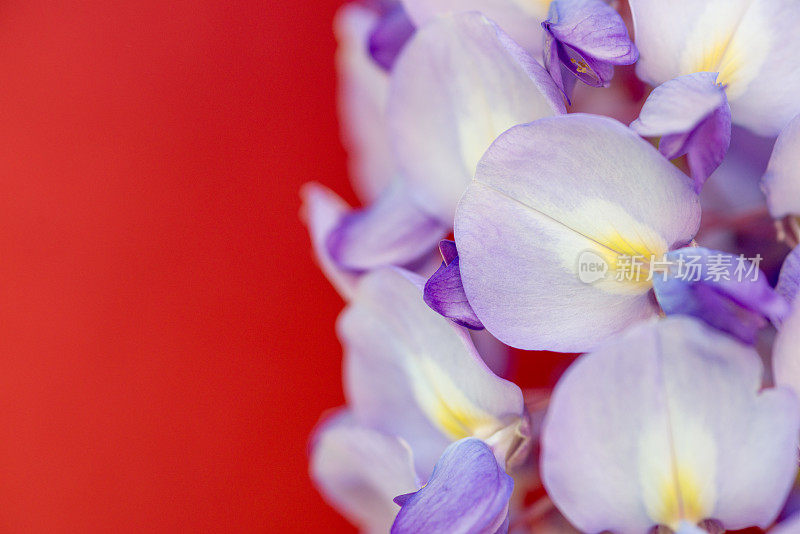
<box><xmin>0</xmin><ymin>0</ymin><xmax>353</xmax><ymax>531</ymax></box>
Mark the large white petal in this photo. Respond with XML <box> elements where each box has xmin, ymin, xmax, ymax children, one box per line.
<box><xmin>339</xmin><ymin>267</ymin><xmax>526</xmax><ymax>476</ymax></box>
<box><xmin>388</xmin><ymin>12</ymin><xmax>565</xmax><ymax>222</ymax></box>
<box><xmin>455</xmin><ymin>114</ymin><xmax>700</xmax><ymax>352</ymax></box>
<box><xmin>541</xmin><ymin>316</ymin><xmax>800</xmax><ymax>533</ymax></box>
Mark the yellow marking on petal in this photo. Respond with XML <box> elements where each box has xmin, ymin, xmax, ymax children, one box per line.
<box><xmin>692</xmin><ymin>31</ymin><xmax>742</xmax><ymax>87</ymax></box>
<box><xmin>594</xmin><ymin>230</ymin><xmax>668</xmax><ymax>288</ymax></box>
<box><xmin>654</xmin><ymin>466</ymin><xmax>707</xmax><ymax>529</ymax></box>
<box><xmin>407</xmin><ymin>358</ymin><xmax>499</xmax><ymax>441</ymax></box>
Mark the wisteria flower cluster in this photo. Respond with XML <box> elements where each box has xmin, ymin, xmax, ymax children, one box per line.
<box><xmin>302</xmin><ymin>0</ymin><xmax>800</xmax><ymax>532</ymax></box>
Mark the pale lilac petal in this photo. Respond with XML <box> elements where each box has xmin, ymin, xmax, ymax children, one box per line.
<box><xmin>631</xmin><ymin>72</ymin><xmax>725</xmax><ymax>139</ymax></box>
<box><xmin>653</xmin><ymin>247</ymin><xmax>789</xmax><ymax>344</ymax></box>
<box><xmin>299</xmin><ymin>182</ymin><xmax>360</xmax><ymax>300</ymax></box>
<box><xmin>400</xmin><ymin>0</ymin><xmax>551</xmax><ymax>56</ymax></box>
<box><xmin>368</xmin><ymin>4</ymin><xmax>415</xmax><ymax>71</ymax></box>
<box><xmin>630</xmin><ymin>0</ymin><xmax>800</xmax><ymax>136</ymax></box>
<box><xmin>544</xmin><ymin>0</ymin><xmax>638</xmax><ymax>75</ymax></box>
<box><xmin>774</xmin><ymin>303</ymin><xmax>800</xmax><ymax>405</ymax></box>
<box><xmin>388</xmin><ymin>12</ymin><xmax>565</xmax><ymax>222</ymax></box>
<box><xmin>391</xmin><ymin>438</ymin><xmax>512</xmax><ymax>534</ymax></box>
<box><xmin>310</xmin><ymin>411</ymin><xmax>419</xmax><ymax>534</ymax></box>
<box><xmin>326</xmin><ymin>181</ymin><xmax>447</xmax><ymax>272</ymax></box>
<box><xmin>339</xmin><ymin>267</ymin><xmax>527</xmax><ymax>476</ymax></box>
<box><xmin>455</xmin><ymin>114</ymin><xmax>700</xmax><ymax>352</ymax></box>
<box><xmin>762</xmin><ymin>113</ymin><xmax>800</xmax><ymax>219</ymax></box>
<box><xmin>631</xmin><ymin>73</ymin><xmax>731</xmax><ymax>192</ymax></box>
<box><xmin>542</xmin><ymin>316</ymin><xmax>800</xmax><ymax>533</ymax></box>
<box><xmin>424</xmin><ymin>240</ymin><xmax>484</xmax><ymax>330</ymax></box>
<box><xmin>335</xmin><ymin>4</ymin><xmax>394</xmax><ymax>203</ymax></box>
<box><xmin>777</xmin><ymin>246</ymin><xmax>800</xmax><ymax>305</ymax></box>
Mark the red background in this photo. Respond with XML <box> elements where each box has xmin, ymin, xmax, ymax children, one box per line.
<box><xmin>0</xmin><ymin>0</ymin><xmax>353</xmax><ymax>531</ymax></box>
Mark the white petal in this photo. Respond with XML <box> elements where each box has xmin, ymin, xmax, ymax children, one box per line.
<box><xmin>388</xmin><ymin>12</ymin><xmax>565</xmax><ymax>222</ymax></box>
<box><xmin>541</xmin><ymin>316</ymin><xmax>800</xmax><ymax>533</ymax></box>
<box><xmin>310</xmin><ymin>411</ymin><xmax>419</xmax><ymax>534</ymax></box>
<box><xmin>339</xmin><ymin>267</ymin><xmax>526</xmax><ymax>476</ymax></box>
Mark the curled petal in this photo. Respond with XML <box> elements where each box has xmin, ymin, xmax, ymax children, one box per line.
<box><xmin>424</xmin><ymin>240</ymin><xmax>484</xmax><ymax>330</ymax></box>
<box><xmin>455</xmin><ymin>114</ymin><xmax>700</xmax><ymax>352</ymax></box>
<box><xmin>542</xmin><ymin>316</ymin><xmax>800</xmax><ymax>533</ymax></box>
<box><xmin>631</xmin><ymin>72</ymin><xmax>731</xmax><ymax>192</ymax></box>
<box><xmin>391</xmin><ymin>438</ymin><xmax>513</xmax><ymax>534</ymax></box>
<box><xmin>340</xmin><ymin>268</ymin><xmax>527</xmax><ymax>476</ymax></box>
<box><xmin>762</xmin><ymin>113</ymin><xmax>800</xmax><ymax>219</ymax></box>
<box><xmin>389</xmin><ymin>12</ymin><xmax>565</xmax><ymax>221</ymax></box>
<box><xmin>310</xmin><ymin>411</ymin><xmax>419</xmax><ymax>533</ymax></box>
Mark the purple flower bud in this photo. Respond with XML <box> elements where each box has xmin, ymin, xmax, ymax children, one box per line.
<box><xmin>542</xmin><ymin>0</ymin><xmax>638</xmax><ymax>101</ymax></box>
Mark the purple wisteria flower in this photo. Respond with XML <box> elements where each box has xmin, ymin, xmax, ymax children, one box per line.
<box><xmin>306</xmin><ymin>1</ymin><xmax>800</xmax><ymax>531</ymax></box>
<box><xmin>542</xmin><ymin>317</ymin><xmax>800</xmax><ymax>533</ymax></box>
<box><xmin>631</xmin><ymin>72</ymin><xmax>731</xmax><ymax>192</ymax></box>
<box><xmin>454</xmin><ymin>114</ymin><xmax>700</xmax><ymax>352</ymax></box>
<box><xmin>311</xmin><ymin>267</ymin><xmax>529</xmax><ymax>531</ymax></box>
<box><xmin>630</xmin><ymin>0</ymin><xmax>800</xmax><ymax>136</ymax></box>
<box><xmin>542</xmin><ymin>0</ymin><xmax>638</xmax><ymax>100</ymax></box>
